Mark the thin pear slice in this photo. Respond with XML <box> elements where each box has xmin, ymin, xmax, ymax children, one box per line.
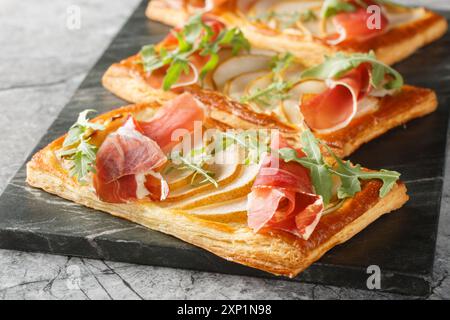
<box><xmin>269</xmin><ymin>1</ymin><xmax>322</xmax><ymax>14</ymax></box>
<box><xmin>224</xmin><ymin>71</ymin><xmax>269</xmax><ymax>101</ymax></box>
<box><xmin>386</xmin><ymin>8</ymin><xmax>423</xmax><ymax>28</ymax></box>
<box><xmin>248</xmin><ymin>0</ymin><xmax>277</xmax><ymax>16</ymax></box>
<box><xmin>281</xmin><ymin>64</ymin><xmax>304</xmax><ymax>84</ymax></box>
<box><xmin>245</xmin><ymin>73</ymin><xmax>273</xmax><ymax>96</ymax></box>
<box><xmin>164</xmin><ymin>132</ymin><xmax>206</xmax><ymax>190</ymax></box>
<box><xmin>213</xmin><ymin>55</ymin><xmax>272</xmax><ymax>90</ymax></box>
<box><xmin>354</xmin><ymin>96</ymin><xmax>379</xmax><ymax>119</ymax></box>
<box><xmin>165</xmin><ymin>145</ymin><xmax>242</xmax><ymax>201</ymax></box>
<box><xmin>281</xmin><ymin>99</ymin><xmax>303</xmax><ymax>126</ymax></box>
<box><xmin>185</xmin><ymin>197</ymin><xmax>248</xmax><ymax>223</ymax></box>
<box><xmin>163</xmin><ymin>163</ymin><xmax>260</xmax><ymax>210</ymax></box>
<box><xmin>243</xmin><ymin>73</ymin><xmax>274</xmax><ymax>112</ymax></box>
<box><xmin>244</xmin><ymin>73</ymin><xmax>294</xmax><ymax>122</ymax></box>
<box><xmin>249</xmin><ymin>48</ymin><xmax>277</xmax><ymax>56</ymax></box>
<box><xmin>165</xmin><ymin>167</ymin><xmax>195</xmax><ymax>190</ymax></box>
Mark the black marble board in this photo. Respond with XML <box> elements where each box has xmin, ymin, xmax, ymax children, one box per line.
<box><xmin>0</xmin><ymin>0</ymin><xmax>449</xmax><ymax>296</ymax></box>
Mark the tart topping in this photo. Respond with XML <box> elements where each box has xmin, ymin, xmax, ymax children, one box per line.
<box><xmin>138</xmin><ymin>14</ymin><xmax>249</xmax><ymax>90</ymax></box>
<box><xmin>325</xmin><ymin>0</ymin><xmax>389</xmax><ymax>45</ymax></box>
<box><xmin>247</xmin><ymin>136</ymin><xmax>324</xmax><ymax>240</ymax></box>
<box><xmin>93</xmin><ymin>93</ymin><xmax>205</xmax><ymax>203</ymax></box>
<box><xmin>299</xmin><ymin>51</ymin><xmax>403</xmax><ymax>133</ymax></box>
<box><xmin>300</xmin><ymin>62</ymin><xmax>371</xmax><ymax>133</ymax></box>
<box><xmin>57</xmin><ymin>110</ymin><xmax>105</xmax><ymax>182</ymax></box>
<box><xmin>139</xmin><ymin>92</ymin><xmax>205</xmax><ymax>152</ymax></box>
<box><xmin>93</xmin><ymin>117</ymin><xmax>168</xmax><ymax>203</ymax></box>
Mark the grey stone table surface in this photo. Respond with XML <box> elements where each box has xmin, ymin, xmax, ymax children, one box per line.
<box><xmin>0</xmin><ymin>0</ymin><xmax>449</xmax><ymax>300</ymax></box>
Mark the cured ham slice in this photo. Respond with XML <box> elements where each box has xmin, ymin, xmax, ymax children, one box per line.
<box><xmin>300</xmin><ymin>63</ymin><xmax>371</xmax><ymax>134</ymax></box>
<box><xmin>93</xmin><ymin>117</ymin><xmax>168</xmax><ymax>203</ymax></box>
<box><xmin>247</xmin><ymin>138</ymin><xmax>324</xmax><ymax>240</ymax></box>
<box><xmin>139</xmin><ymin>93</ymin><xmax>205</xmax><ymax>152</ymax></box>
<box><xmin>328</xmin><ymin>1</ymin><xmax>389</xmax><ymax>45</ymax></box>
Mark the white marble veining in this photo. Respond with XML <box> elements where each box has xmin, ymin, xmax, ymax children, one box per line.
<box><xmin>0</xmin><ymin>0</ymin><xmax>449</xmax><ymax>300</ymax></box>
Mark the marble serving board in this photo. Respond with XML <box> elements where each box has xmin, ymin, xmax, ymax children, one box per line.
<box><xmin>0</xmin><ymin>0</ymin><xmax>449</xmax><ymax>296</ymax></box>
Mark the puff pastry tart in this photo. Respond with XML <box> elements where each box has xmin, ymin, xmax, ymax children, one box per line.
<box><xmin>26</xmin><ymin>93</ymin><xmax>408</xmax><ymax>277</ymax></box>
<box><xmin>146</xmin><ymin>0</ymin><xmax>447</xmax><ymax>66</ymax></box>
<box><xmin>103</xmin><ymin>15</ymin><xmax>437</xmax><ymax>157</ymax></box>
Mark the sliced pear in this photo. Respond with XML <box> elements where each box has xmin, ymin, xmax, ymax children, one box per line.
<box><xmin>164</xmin><ymin>133</ymin><xmax>206</xmax><ymax>190</ymax></box>
<box><xmin>354</xmin><ymin>96</ymin><xmax>379</xmax><ymax>119</ymax></box>
<box><xmin>269</xmin><ymin>1</ymin><xmax>322</xmax><ymax>14</ymax></box>
<box><xmin>165</xmin><ymin>145</ymin><xmax>242</xmax><ymax>201</ymax></box>
<box><xmin>281</xmin><ymin>64</ymin><xmax>304</xmax><ymax>84</ymax></box>
<box><xmin>249</xmin><ymin>48</ymin><xmax>277</xmax><ymax>56</ymax></box>
<box><xmin>224</xmin><ymin>71</ymin><xmax>269</xmax><ymax>101</ymax></box>
<box><xmin>245</xmin><ymin>73</ymin><xmax>273</xmax><ymax>96</ymax></box>
<box><xmin>163</xmin><ymin>163</ymin><xmax>260</xmax><ymax>210</ymax></box>
<box><xmin>185</xmin><ymin>197</ymin><xmax>248</xmax><ymax>223</ymax></box>
<box><xmin>213</xmin><ymin>55</ymin><xmax>272</xmax><ymax>90</ymax></box>
<box><xmin>248</xmin><ymin>0</ymin><xmax>277</xmax><ymax>16</ymax></box>
<box><xmin>244</xmin><ymin>73</ymin><xmax>285</xmax><ymax>114</ymax></box>
<box><xmin>292</xmin><ymin>79</ymin><xmax>327</xmax><ymax>97</ymax></box>
<box><xmin>386</xmin><ymin>8</ymin><xmax>423</xmax><ymax>28</ymax></box>
<box><xmin>281</xmin><ymin>99</ymin><xmax>303</xmax><ymax>126</ymax></box>
<box><xmin>165</xmin><ymin>168</ymin><xmax>195</xmax><ymax>190</ymax></box>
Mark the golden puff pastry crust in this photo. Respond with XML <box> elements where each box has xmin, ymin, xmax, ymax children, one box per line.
<box><xmin>26</xmin><ymin>102</ymin><xmax>409</xmax><ymax>277</ymax></box>
<box><xmin>102</xmin><ymin>59</ymin><xmax>438</xmax><ymax>158</ymax></box>
<box><xmin>146</xmin><ymin>0</ymin><xmax>448</xmax><ymax>66</ymax></box>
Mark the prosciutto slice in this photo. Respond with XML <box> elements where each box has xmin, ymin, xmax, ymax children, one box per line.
<box><xmin>139</xmin><ymin>92</ymin><xmax>205</xmax><ymax>152</ymax></box>
<box><xmin>247</xmin><ymin>138</ymin><xmax>324</xmax><ymax>240</ymax></box>
<box><xmin>328</xmin><ymin>0</ymin><xmax>389</xmax><ymax>45</ymax></box>
<box><xmin>300</xmin><ymin>63</ymin><xmax>371</xmax><ymax>134</ymax></box>
<box><xmin>93</xmin><ymin>117</ymin><xmax>168</xmax><ymax>203</ymax></box>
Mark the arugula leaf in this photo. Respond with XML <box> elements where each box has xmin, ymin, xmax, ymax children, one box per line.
<box><xmin>301</xmin><ymin>51</ymin><xmax>404</xmax><ymax>90</ymax></box>
<box><xmin>216</xmin><ymin>130</ymin><xmax>270</xmax><ymax>165</ymax></box>
<box><xmin>240</xmin><ymin>52</ymin><xmax>295</xmax><ymax>108</ymax></box>
<box><xmin>181</xmin><ymin>14</ymin><xmax>204</xmax><ymax>44</ymax></box>
<box><xmin>69</xmin><ymin>139</ymin><xmax>98</xmax><ymax>180</ymax></box>
<box><xmin>330</xmin><ymin>157</ymin><xmax>401</xmax><ymax>198</ymax></box>
<box><xmin>59</xmin><ymin>109</ymin><xmax>105</xmax><ymax>182</ymax></box>
<box><xmin>162</xmin><ymin>58</ymin><xmax>190</xmax><ymax>91</ymax></box>
<box><xmin>170</xmin><ymin>148</ymin><xmax>218</xmax><ymax>188</ymax></box>
<box><xmin>321</xmin><ymin>0</ymin><xmax>356</xmax><ymax>19</ymax></box>
<box><xmin>140</xmin><ymin>45</ymin><xmax>165</xmax><ymax>73</ymax></box>
<box><xmin>63</xmin><ymin>110</ymin><xmax>104</xmax><ymax>148</ymax></box>
<box><xmin>199</xmin><ymin>52</ymin><xmax>219</xmax><ymax>80</ymax></box>
<box><xmin>139</xmin><ymin>14</ymin><xmax>249</xmax><ymax>91</ymax></box>
<box><xmin>199</xmin><ymin>27</ymin><xmax>249</xmax><ymax>79</ymax></box>
<box><xmin>278</xmin><ymin>130</ymin><xmax>334</xmax><ymax>204</ymax></box>
<box><xmin>271</xmin><ymin>52</ymin><xmax>294</xmax><ymax>78</ymax></box>
<box><xmin>251</xmin><ymin>9</ymin><xmax>317</xmax><ymax>29</ymax></box>
<box><xmin>279</xmin><ymin>129</ymin><xmax>400</xmax><ymax>203</ymax></box>
<box><xmin>215</xmin><ymin>126</ymin><xmax>400</xmax><ymax>202</ymax></box>
<box><xmin>240</xmin><ymin>80</ymin><xmax>292</xmax><ymax>108</ymax></box>
<box><xmin>300</xmin><ymin>9</ymin><xmax>318</xmax><ymax>23</ymax></box>
<box><xmin>217</xmin><ymin>28</ymin><xmax>250</xmax><ymax>55</ymax></box>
